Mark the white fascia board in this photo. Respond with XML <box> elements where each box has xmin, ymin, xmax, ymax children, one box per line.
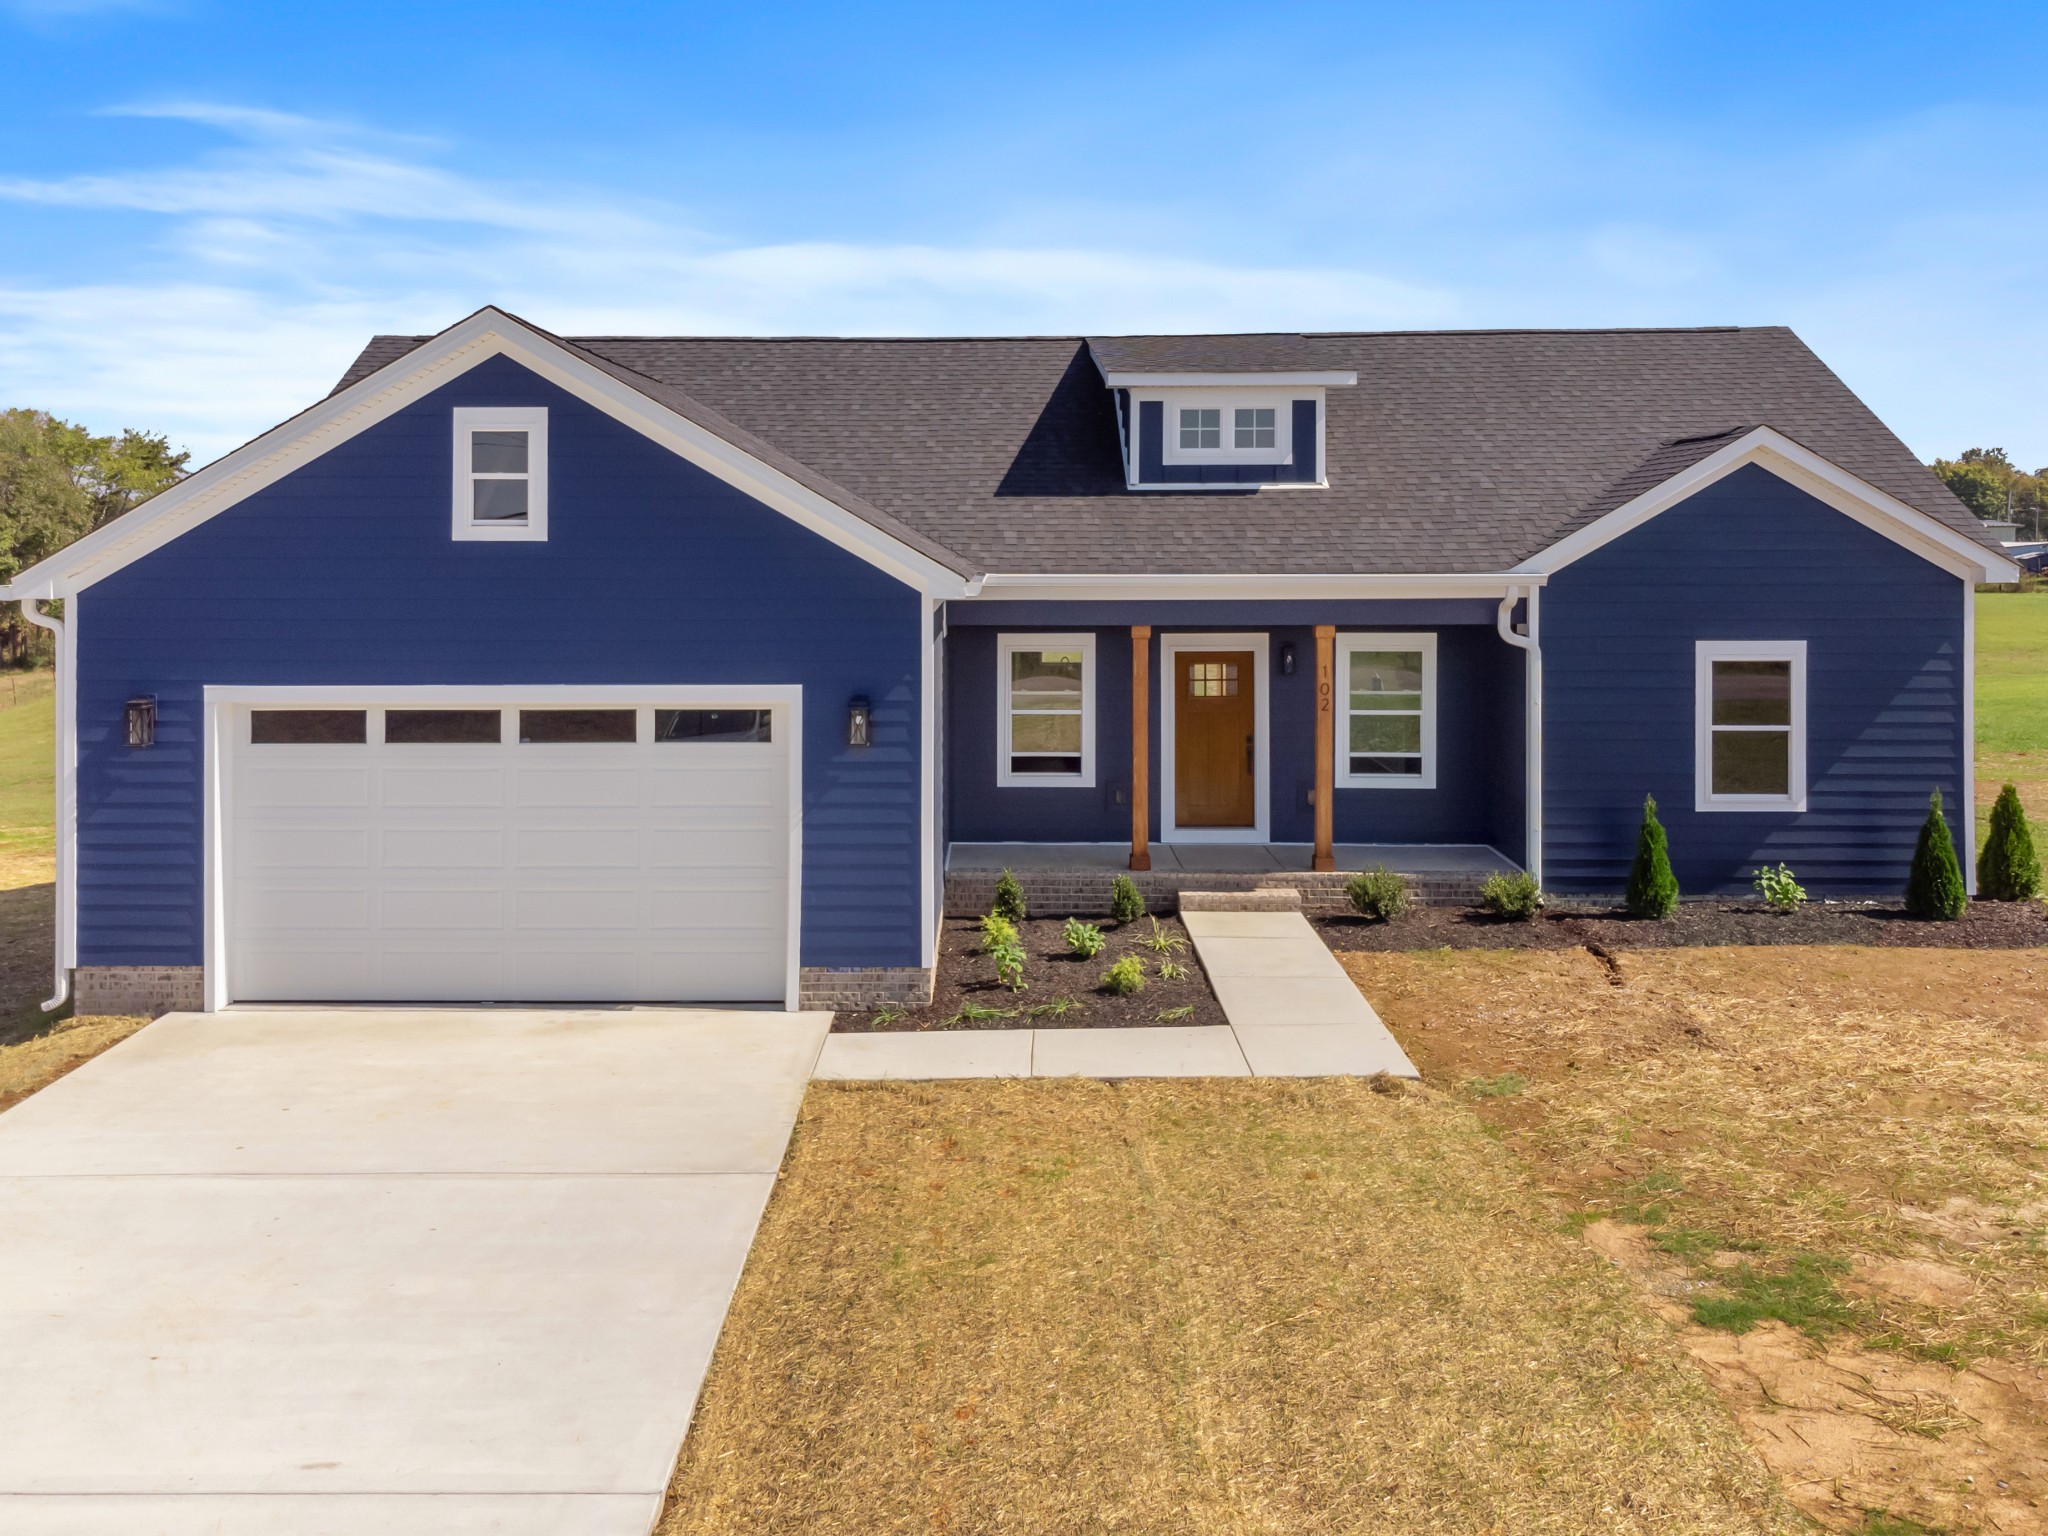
<box><xmin>966</xmin><ymin>572</ymin><xmax>1543</xmax><ymax>602</ymax></box>
<box><xmin>2</xmin><ymin>308</ymin><xmax>973</xmax><ymax>601</ymax></box>
<box><xmin>1100</xmin><ymin>370</ymin><xmax>1358</xmax><ymax>388</ymax></box>
<box><xmin>1515</xmin><ymin>427</ymin><xmax>2022</xmax><ymax>585</ymax></box>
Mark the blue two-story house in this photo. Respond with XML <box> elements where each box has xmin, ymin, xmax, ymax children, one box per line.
<box><xmin>2</xmin><ymin>309</ymin><xmax>2015</xmax><ymax>1015</ymax></box>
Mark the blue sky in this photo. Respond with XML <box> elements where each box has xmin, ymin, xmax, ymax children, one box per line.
<box><xmin>1</xmin><ymin>0</ymin><xmax>2044</xmax><ymax>467</ymax></box>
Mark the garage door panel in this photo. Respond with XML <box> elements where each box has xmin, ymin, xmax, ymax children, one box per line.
<box><xmin>226</xmin><ymin>698</ymin><xmax>792</xmax><ymax>1004</ymax></box>
<box><xmin>379</xmin><ymin>889</ymin><xmax>504</xmax><ymax>929</ymax></box>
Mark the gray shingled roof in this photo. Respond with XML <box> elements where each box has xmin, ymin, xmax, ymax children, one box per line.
<box><xmin>335</xmin><ymin>326</ymin><xmax>1995</xmax><ymax>576</ymax></box>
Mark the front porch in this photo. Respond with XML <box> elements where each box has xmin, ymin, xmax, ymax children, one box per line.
<box><xmin>944</xmin><ymin>841</ymin><xmax>1519</xmax><ymax>916</ymax></box>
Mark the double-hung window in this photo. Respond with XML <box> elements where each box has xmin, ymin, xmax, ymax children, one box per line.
<box><xmin>997</xmin><ymin>633</ymin><xmax>1095</xmax><ymax>787</ymax></box>
<box><xmin>1695</xmin><ymin>641</ymin><xmax>1806</xmax><ymax>810</ymax></box>
<box><xmin>453</xmin><ymin>407</ymin><xmax>548</xmax><ymax>541</ymax></box>
<box><xmin>1335</xmin><ymin>633</ymin><xmax>1436</xmax><ymax>789</ymax></box>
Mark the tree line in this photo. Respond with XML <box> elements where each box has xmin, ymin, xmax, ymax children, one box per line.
<box><xmin>1930</xmin><ymin>447</ymin><xmax>2046</xmax><ymax>540</ymax></box>
<box><xmin>0</xmin><ymin>409</ymin><xmax>188</xmax><ymax>664</ymax></box>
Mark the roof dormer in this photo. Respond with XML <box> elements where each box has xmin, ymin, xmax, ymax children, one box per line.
<box><xmin>1086</xmin><ymin>336</ymin><xmax>1357</xmax><ymax>492</ymax></box>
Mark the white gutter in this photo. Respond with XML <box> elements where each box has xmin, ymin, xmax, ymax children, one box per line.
<box><xmin>1496</xmin><ymin>584</ymin><xmax>1543</xmax><ymax>884</ymax></box>
<box><xmin>17</xmin><ymin>598</ymin><xmax>71</xmax><ymax>1013</ymax></box>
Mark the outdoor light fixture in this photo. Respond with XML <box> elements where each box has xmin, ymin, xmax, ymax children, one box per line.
<box><xmin>125</xmin><ymin>696</ymin><xmax>157</xmax><ymax>749</ymax></box>
<box><xmin>1279</xmin><ymin>642</ymin><xmax>1297</xmax><ymax>675</ymax></box>
<box><xmin>846</xmin><ymin>697</ymin><xmax>872</xmax><ymax>748</ymax></box>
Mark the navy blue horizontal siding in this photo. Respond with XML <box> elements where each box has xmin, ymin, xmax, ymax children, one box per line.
<box><xmin>946</xmin><ymin>621</ymin><xmax>1525</xmax><ymax>851</ymax></box>
<box><xmin>76</xmin><ymin>353</ymin><xmax>923</xmax><ymax>971</ymax></box>
<box><xmin>1541</xmin><ymin>463</ymin><xmax>1968</xmax><ymax>896</ymax></box>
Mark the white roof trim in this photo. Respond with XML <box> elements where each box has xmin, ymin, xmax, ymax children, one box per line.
<box><xmin>965</xmin><ymin>572</ymin><xmax>1537</xmax><ymax>602</ymax></box>
<box><xmin>1515</xmin><ymin>426</ymin><xmax>2020</xmax><ymax>584</ymax></box>
<box><xmin>1099</xmin><ymin>370</ymin><xmax>1358</xmax><ymax>388</ymax></box>
<box><xmin>1</xmin><ymin>308</ymin><xmax>974</xmax><ymax>601</ymax></box>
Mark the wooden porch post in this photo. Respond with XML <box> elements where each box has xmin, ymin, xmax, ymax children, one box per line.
<box><xmin>1313</xmin><ymin>624</ymin><xmax>1336</xmax><ymax>871</ymax></box>
<box><xmin>1129</xmin><ymin>625</ymin><xmax>1152</xmax><ymax>871</ymax></box>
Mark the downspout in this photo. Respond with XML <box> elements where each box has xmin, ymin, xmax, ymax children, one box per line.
<box><xmin>1496</xmin><ymin>584</ymin><xmax>1544</xmax><ymax>885</ymax></box>
<box><xmin>19</xmin><ymin>598</ymin><xmax>71</xmax><ymax>1013</ymax></box>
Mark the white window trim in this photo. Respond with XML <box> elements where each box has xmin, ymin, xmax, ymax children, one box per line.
<box><xmin>1694</xmin><ymin>640</ymin><xmax>1808</xmax><ymax>812</ymax></box>
<box><xmin>1334</xmin><ymin>632</ymin><xmax>1438</xmax><ymax>791</ymax></box>
<box><xmin>1158</xmin><ymin>390</ymin><xmax>1296</xmax><ymax>466</ymax></box>
<box><xmin>452</xmin><ymin>406</ymin><xmax>549</xmax><ymax>542</ymax></box>
<box><xmin>996</xmin><ymin>632</ymin><xmax>1095</xmax><ymax>788</ymax></box>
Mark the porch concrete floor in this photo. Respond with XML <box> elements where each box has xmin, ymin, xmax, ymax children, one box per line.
<box><xmin>946</xmin><ymin>841</ymin><xmax>1518</xmax><ymax>874</ymax></box>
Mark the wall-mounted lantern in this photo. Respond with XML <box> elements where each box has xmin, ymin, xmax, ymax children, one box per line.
<box><xmin>1278</xmin><ymin>642</ymin><xmax>1297</xmax><ymax>676</ymax></box>
<box><xmin>126</xmin><ymin>695</ymin><xmax>157</xmax><ymax>749</ymax></box>
<box><xmin>846</xmin><ymin>697</ymin><xmax>872</xmax><ymax>748</ymax></box>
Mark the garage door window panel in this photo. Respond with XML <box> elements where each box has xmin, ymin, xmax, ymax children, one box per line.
<box><xmin>385</xmin><ymin>709</ymin><xmax>502</xmax><ymax>744</ymax></box>
<box><xmin>519</xmin><ymin>709</ymin><xmax>637</xmax><ymax>744</ymax></box>
<box><xmin>251</xmin><ymin>710</ymin><xmax>367</xmax><ymax>744</ymax></box>
<box><xmin>656</xmin><ymin>708</ymin><xmax>772</xmax><ymax>743</ymax></box>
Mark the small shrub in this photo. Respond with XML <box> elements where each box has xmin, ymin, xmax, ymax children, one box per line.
<box><xmin>1062</xmin><ymin>916</ymin><xmax>1105</xmax><ymax>958</ymax></box>
<box><xmin>991</xmin><ymin>868</ymin><xmax>1028</xmax><ymax>922</ymax></box>
<box><xmin>1138</xmin><ymin>917</ymin><xmax>1185</xmax><ymax>955</ymax></box>
<box><xmin>980</xmin><ymin>912</ymin><xmax>1027</xmax><ymax>990</ymax></box>
<box><xmin>1478</xmin><ymin>870</ymin><xmax>1543</xmax><ymax>920</ymax></box>
<box><xmin>1978</xmin><ymin>781</ymin><xmax>2042</xmax><ymax>901</ymax></box>
<box><xmin>1626</xmin><ymin>794</ymin><xmax>1680</xmax><ymax>920</ymax></box>
<box><xmin>1904</xmin><ymin>788</ymin><xmax>1967</xmax><ymax>921</ymax></box>
<box><xmin>979</xmin><ymin>912</ymin><xmax>1017</xmax><ymax>952</ymax></box>
<box><xmin>1345</xmin><ymin>865</ymin><xmax>1409</xmax><ymax>921</ymax></box>
<box><xmin>1156</xmin><ymin>959</ymin><xmax>1188</xmax><ymax>981</ymax></box>
<box><xmin>1752</xmin><ymin>862</ymin><xmax>1807</xmax><ymax>913</ymax></box>
<box><xmin>1108</xmin><ymin>873</ymin><xmax>1146</xmax><ymax>924</ymax></box>
<box><xmin>1100</xmin><ymin>957</ymin><xmax>1145</xmax><ymax>995</ymax></box>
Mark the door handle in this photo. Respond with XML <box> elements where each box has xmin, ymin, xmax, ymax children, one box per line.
<box><xmin>1245</xmin><ymin>734</ymin><xmax>1254</xmax><ymax>772</ymax></box>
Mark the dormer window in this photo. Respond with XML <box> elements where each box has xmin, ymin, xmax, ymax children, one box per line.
<box><xmin>1179</xmin><ymin>408</ymin><xmax>1221</xmax><ymax>450</ymax></box>
<box><xmin>452</xmin><ymin>406</ymin><xmax>548</xmax><ymax>541</ymax></box>
<box><xmin>1235</xmin><ymin>408</ymin><xmax>1276</xmax><ymax>449</ymax></box>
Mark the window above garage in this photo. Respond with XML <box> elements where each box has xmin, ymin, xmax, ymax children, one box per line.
<box><xmin>453</xmin><ymin>407</ymin><xmax>548</xmax><ymax>541</ymax></box>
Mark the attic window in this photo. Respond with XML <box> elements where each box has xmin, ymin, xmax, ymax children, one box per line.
<box><xmin>453</xmin><ymin>407</ymin><xmax>548</xmax><ymax>541</ymax></box>
<box><xmin>1179</xmin><ymin>408</ymin><xmax>1221</xmax><ymax>450</ymax></box>
<box><xmin>1235</xmin><ymin>408</ymin><xmax>1275</xmax><ymax>449</ymax></box>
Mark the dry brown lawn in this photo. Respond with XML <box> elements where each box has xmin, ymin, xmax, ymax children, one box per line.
<box><xmin>661</xmin><ymin>1078</ymin><xmax>1792</xmax><ymax>1536</ymax></box>
<box><xmin>1344</xmin><ymin>943</ymin><xmax>2048</xmax><ymax>1533</ymax></box>
<box><xmin>0</xmin><ymin>1012</ymin><xmax>150</xmax><ymax>1113</ymax></box>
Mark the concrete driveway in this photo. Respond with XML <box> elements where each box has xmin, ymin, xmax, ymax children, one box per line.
<box><xmin>0</xmin><ymin>1007</ymin><xmax>829</xmax><ymax>1535</ymax></box>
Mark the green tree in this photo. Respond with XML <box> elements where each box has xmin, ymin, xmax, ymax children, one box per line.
<box><xmin>1930</xmin><ymin>453</ymin><xmax>2012</xmax><ymax>522</ymax></box>
<box><xmin>1977</xmin><ymin>783</ymin><xmax>2041</xmax><ymax>901</ymax></box>
<box><xmin>0</xmin><ymin>409</ymin><xmax>187</xmax><ymax>662</ymax></box>
<box><xmin>1625</xmin><ymin>794</ymin><xmax>1680</xmax><ymax>919</ymax></box>
<box><xmin>1904</xmin><ymin>788</ymin><xmax>1967</xmax><ymax>920</ymax></box>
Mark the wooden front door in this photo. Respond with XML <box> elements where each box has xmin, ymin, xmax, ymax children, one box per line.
<box><xmin>1174</xmin><ymin>650</ymin><xmax>1256</xmax><ymax>827</ymax></box>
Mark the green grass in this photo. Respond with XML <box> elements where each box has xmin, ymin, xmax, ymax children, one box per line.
<box><xmin>1690</xmin><ymin>1252</ymin><xmax>1854</xmax><ymax>1339</ymax></box>
<box><xmin>1975</xmin><ymin>589</ymin><xmax>2048</xmax><ymax>852</ymax></box>
<box><xmin>0</xmin><ymin>673</ymin><xmax>54</xmax><ymax>882</ymax></box>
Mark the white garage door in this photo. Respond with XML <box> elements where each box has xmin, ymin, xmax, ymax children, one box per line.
<box><xmin>222</xmin><ymin>695</ymin><xmax>794</xmax><ymax>1004</ymax></box>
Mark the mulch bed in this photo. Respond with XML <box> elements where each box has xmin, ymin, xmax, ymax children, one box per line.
<box><xmin>1318</xmin><ymin>897</ymin><xmax>2048</xmax><ymax>953</ymax></box>
<box><xmin>834</xmin><ymin>914</ymin><xmax>1227</xmax><ymax>1031</ymax></box>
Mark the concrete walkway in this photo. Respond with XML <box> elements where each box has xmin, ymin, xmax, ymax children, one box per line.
<box><xmin>815</xmin><ymin>911</ymin><xmax>1415</xmax><ymax>1082</ymax></box>
<box><xmin>0</xmin><ymin>1007</ymin><xmax>829</xmax><ymax>1536</ymax></box>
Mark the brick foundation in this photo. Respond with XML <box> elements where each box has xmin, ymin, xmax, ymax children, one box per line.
<box><xmin>74</xmin><ymin>966</ymin><xmax>203</xmax><ymax>1018</ymax></box>
<box><xmin>797</xmin><ymin>966</ymin><xmax>935</xmax><ymax>1012</ymax></box>
<box><xmin>945</xmin><ymin>867</ymin><xmax>1490</xmax><ymax>919</ymax></box>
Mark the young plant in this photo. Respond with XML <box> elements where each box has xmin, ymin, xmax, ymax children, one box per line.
<box><xmin>1100</xmin><ymin>957</ymin><xmax>1145</xmax><ymax>996</ymax></box>
<box><xmin>1027</xmin><ymin>998</ymin><xmax>1076</xmax><ymax>1020</ymax></box>
<box><xmin>979</xmin><ymin>912</ymin><xmax>1018</xmax><ymax>953</ymax></box>
<box><xmin>1138</xmin><ymin>917</ymin><xmax>1185</xmax><ymax>955</ymax></box>
<box><xmin>1752</xmin><ymin>862</ymin><xmax>1807</xmax><ymax>913</ymax></box>
<box><xmin>1156</xmin><ymin>959</ymin><xmax>1188</xmax><ymax>982</ymax></box>
<box><xmin>991</xmin><ymin>938</ymin><xmax>1028</xmax><ymax>992</ymax></box>
<box><xmin>1062</xmin><ymin>916</ymin><xmax>1106</xmax><ymax>958</ymax></box>
<box><xmin>1345</xmin><ymin>865</ymin><xmax>1410</xmax><ymax>921</ymax></box>
<box><xmin>1626</xmin><ymin>794</ymin><xmax>1681</xmax><ymax>920</ymax></box>
<box><xmin>1478</xmin><ymin>870</ymin><xmax>1543</xmax><ymax>921</ymax></box>
<box><xmin>1108</xmin><ymin>873</ymin><xmax>1146</xmax><ymax>924</ymax></box>
<box><xmin>992</xmin><ymin>868</ymin><xmax>1028</xmax><ymax>923</ymax></box>
<box><xmin>955</xmin><ymin>1002</ymin><xmax>1014</xmax><ymax>1022</ymax></box>
<box><xmin>1978</xmin><ymin>781</ymin><xmax>2042</xmax><ymax>901</ymax></box>
<box><xmin>1905</xmin><ymin>788</ymin><xmax>1967</xmax><ymax>921</ymax></box>
<box><xmin>1154</xmin><ymin>1005</ymin><xmax>1194</xmax><ymax>1022</ymax></box>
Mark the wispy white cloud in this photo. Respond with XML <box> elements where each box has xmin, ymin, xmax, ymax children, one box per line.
<box><xmin>0</xmin><ymin>103</ymin><xmax>1461</xmax><ymax>459</ymax></box>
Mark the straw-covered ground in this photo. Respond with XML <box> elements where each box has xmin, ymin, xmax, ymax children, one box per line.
<box><xmin>1345</xmin><ymin>943</ymin><xmax>2048</xmax><ymax>1533</ymax></box>
<box><xmin>660</xmin><ymin>1077</ymin><xmax>1793</xmax><ymax>1536</ymax></box>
